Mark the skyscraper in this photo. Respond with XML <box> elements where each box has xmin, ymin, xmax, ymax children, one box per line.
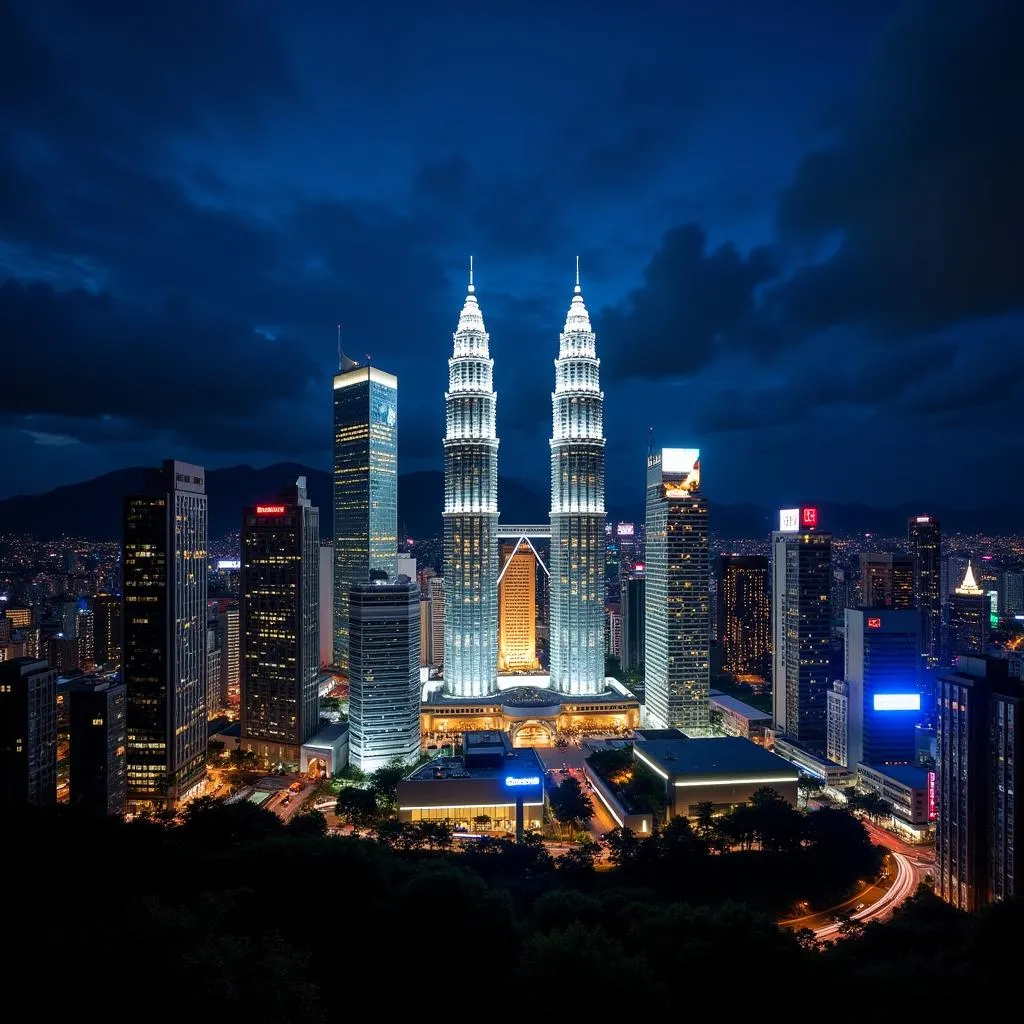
<box><xmin>319</xmin><ymin>541</ymin><xmax>334</xmax><ymax>669</ymax></box>
<box><xmin>215</xmin><ymin>608</ymin><xmax>240</xmax><ymax>710</ymax></box>
<box><xmin>0</xmin><ymin>658</ymin><xmax>57</xmax><ymax>807</ymax></box>
<box><xmin>908</xmin><ymin>516</ymin><xmax>941</xmax><ymax>669</ymax></box>
<box><xmin>443</xmin><ymin>264</ymin><xmax>499</xmax><ymax>697</ymax></box>
<box><xmin>348</xmin><ymin>576</ymin><xmax>421</xmax><ymax>771</ymax></box>
<box><xmin>428</xmin><ymin>575</ymin><xmax>445</xmax><ymax>670</ymax></box>
<box><xmin>498</xmin><ymin>541</ymin><xmax>540</xmax><ymax>673</ymax></box>
<box><xmin>123</xmin><ymin>460</ymin><xmax>207</xmax><ymax>811</ymax></box>
<box><xmin>948</xmin><ymin>562</ymin><xmax>990</xmax><ymax>662</ymax></box>
<box><xmin>718</xmin><ymin>555</ymin><xmax>770</xmax><ymax>681</ymax></box>
<box><xmin>859</xmin><ymin>553</ymin><xmax>915</xmax><ymax>610</ymax></box>
<box><xmin>68</xmin><ymin>677</ymin><xmax>127</xmax><ymax>816</ymax></box>
<box><xmin>240</xmin><ymin>477</ymin><xmax>320</xmax><ymax>767</ymax></box>
<box><xmin>621</xmin><ymin>576</ymin><xmax>646</xmax><ymax>673</ymax></box>
<box><xmin>549</xmin><ymin>270</ymin><xmax>606</xmax><ymax>696</ymax></box>
<box><xmin>772</xmin><ymin>507</ymin><xmax>832</xmax><ymax>751</ymax></box>
<box><xmin>333</xmin><ymin>359</ymin><xmax>398</xmax><ymax>671</ymax></box>
<box><xmin>92</xmin><ymin>593</ymin><xmax>122</xmax><ymax>665</ymax></box>
<box><xmin>645</xmin><ymin>448</ymin><xmax>710</xmax><ymax>734</ymax></box>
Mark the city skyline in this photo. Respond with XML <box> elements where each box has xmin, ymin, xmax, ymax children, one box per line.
<box><xmin>1</xmin><ymin>3</ymin><xmax>1021</xmax><ymax>511</ymax></box>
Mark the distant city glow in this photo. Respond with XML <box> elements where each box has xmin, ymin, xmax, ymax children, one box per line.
<box><xmin>873</xmin><ymin>693</ymin><xmax>921</xmax><ymax>711</ymax></box>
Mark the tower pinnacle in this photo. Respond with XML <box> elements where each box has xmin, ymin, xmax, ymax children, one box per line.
<box><xmin>469</xmin><ymin>254</ymin><xmax>474</xmax><ymax>294</ymax></box>
<box><xmin>575</xmin><ymin>255</ymin><xmax>581</xmax><ymax>294</ymax></box>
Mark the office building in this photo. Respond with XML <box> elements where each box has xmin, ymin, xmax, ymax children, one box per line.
<box><xmin>428</xmin><ymin>575</ymin><xmax>444</xmax><ymax>670</ymax></box>
<box><xmin>549</xmin><ymin>271</ymin><xmax>606</xmax><ymax>697</ymax></box>
<box><xmin>709</xmin><ymin>691</ymin><xmax>773</xmax><ymax>744</ymax></box>
<box><xmin>644</xmin><ymin>448</ymin><xmax>709</xmax><ymax>734</ymax></box>
<box><xmin>947</xmin><ymin>562</ymin><xmax>990</xmax><ymax>662</ymax></box>
<box><xmin>498</xmin><ymin>540</ymin><xmax>540</xmax><ymax>673</ymax></box>
<box><xmin>206</xmin><ymin>626</ymin><xmax>223</xmax><ymax>715</ymax></box>
<box><xmin>826</xmin><ymin>680</ymin><xmax>849</xmax><ymax>766</ymax></box>
<box><xmin>122</xmin><ymin>459</ymin><xmax>208</xmax><ymax>811</ymax></box>
<box><xmin>937</xmin><ymin>656</ymin><xmax>1023</xmax><ymax>910</ymax></box>
<box><xmin>908</xmin><ymin>516</ymin><xmax>941</xmax><ymax>669</ymax></box>
<box><xmin>216</xmin><ymin>608</ymin><xmax>240</xmax><ymax>710</ymax></box>
<box><xmin>772</xmin><ymin>507</ymin><xmax>832</xmax><ymax>751</ymax></box>
<box><xmin>45</xmin><ymin>635</ymin><xmax>79</xmax><ymax>674</ymax></box>
<box><xmin>419</xmin><ymin>599</ymin><xmax>430</xmax><ymax>668</ymax></box>
<box><xmin>68</xmin><ymin>677</ymin><xmax>127</xmax><ymax>816</ymax></box>
<box><xmin>443</xmin><ymin>265</ymin><xmax>499</xmax><ymax>697</ymax></box>
<box><xmin>348</xmin><ymin>576</ymin><xmax>420</xmax><ymax>771</ymax></box>
<box><xmin>319</xmin><ymin>542</ymin><xmax>333</xmax><ymax>669</ymax></box>
<box><xmin>605</xmin><ymin>607</ymin><xmax>622</xmax><ymax>659</ymax></box>
<box><xmin>76</xmin><ymin>609</ymin><xmax>95</xmax><ymax>666</ymax></box>
<box><xmin>0</xmin><ymin>658</ymin><xmax>57</xmax><ymax>806</ymax></box>
<box><xmin>621</xmin><ymin>576</ymin><xmax>645</xmax><ymax>672</ymax></box>
<box><xmin>718</xmin><ymin>555</ymin><xmax>770</xmax><ymax>681</ymax></box>
<box><xmin>1001</xmin><ymin>571</ymin><xmax>1024</xmax><ymax>616</ymax></box>
<box><xmin>4</xmin><ymin>607</ymin><xmax>32</xmax><ymax>629</ymax></box>
<box><xmin>93</xmin><ymin>594</ymin><xmax>122</xmax><ymax>665</ymax></box>
<box><xmin>845</xmin><ymin>608</ymin><xmax>921</xmax><ymax>767</ymax></box>
<box><xmin>333</xmin><ymin>357</ymin><xmax>398</xmax><ymax>672</ymax></box>
<box><xmin>857</xmin><ymin>763</ymin><xmax>935</xmax><ymax>841</ymax></box>
<box><xmin>240</xmin><ymin>477</ymin><xmax>320</xmax><ymax>768</ymax></box>
<box><xmin>860</xmin><ymin>553</ymin><xmax>915</xmax><ymax>610</ymax></box>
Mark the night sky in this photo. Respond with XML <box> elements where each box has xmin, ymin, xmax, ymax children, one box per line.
<box><xmin>1</xmin><ymin>1</ymin><xmax>1020</xmax><ymax>509</ymax></box>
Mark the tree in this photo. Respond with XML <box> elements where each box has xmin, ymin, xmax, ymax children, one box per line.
<box><xmin>369</xmin><ymin>760</ymin><xmax>409</xmax><ymax>813</ymax></box>
<box><xmin>549</xmin><ymin>776</ymin><xmax>593</xmax><ymax>832</ymax></box>
<box><xmin>473</xmin><ymin>814</ymin><xmax>492</xmax><ymax>832</ymax></box>
<box><xmin>708</xmin><ymin>708</ymin><xmax>725</xmax><ymax>735</ymax></box>
<box><xmin>287</xmin><ymin>809</ymin><xmax>328</xmax><ymax>837</ymax></box>
<box><xmin>178</xmin><ymin>796</ymin><xmax>282</xmax><ymax>847</ymax></box>
<box><xmin>557</xmin><ymin>839</ymin><xmax>600</xmax><ymax>880</ymax></box>
<box><xmin>694</xmin><ymin>801</ymin><xmax>717</xmax><ymax>840</ymax></box>
<box><xmin>228</xmin><ymin>748</ymin><xmax>259</xmax><ymax>770</ymax></box>
<box><xmin>334</xmin><ymin>787</ymin><xmax>379</xmax><ymax>829</ymax></box>
<box><xmin>207</xmin><ymin>739</ymin><xmax>226</xmax><ymax>758</ymax></box>
<box><xmin>603</xmin><ymin>827</ymin><xmax>643</xmax><ymax>868</ymax></box>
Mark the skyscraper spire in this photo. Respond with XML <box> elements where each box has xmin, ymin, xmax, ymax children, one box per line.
<box><xmin>575</xmin><ymin>255</ymin><xmax>580</xmax><ymax>293</ymax></box>
<box><xmin>957</xmin><ymin>560</ymin><xmax>983</xmax><ymax>595</ymax></box>
<box><xmin>549</xmin><ymin>268</ymin><xmax>606</xmax><ymax>696</ymax></box>
<box><xmin>443</xmin><ymin>263</ymin><xmax>500</xmax><ymax>697</ymax></box>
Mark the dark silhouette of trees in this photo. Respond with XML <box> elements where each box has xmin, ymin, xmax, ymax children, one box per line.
<box><xmin>548</xmin><ymin>775</ymin><xmax>593</xmax><ymax>833</ymax></box>
<box><xmin>334</xmin><ymin>786</ymin><xmax>379</xmax><ymax>828</ymax></box>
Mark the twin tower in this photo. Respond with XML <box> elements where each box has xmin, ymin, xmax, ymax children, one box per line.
<box><xmin>443</xmin><ymin>264</ymin><xmax>606</xmax><ymax>699</ymax></box>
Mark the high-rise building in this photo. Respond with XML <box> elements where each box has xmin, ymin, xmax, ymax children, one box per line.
<box><xmin>443</xmin><ymin>266</ymin><xmax>499</xmax><ymax>697</ymax></box>
<box><xmin>348</xmin><ymin>576</ymin><xmax>421</xmax><ymax>771</ymax></box>
<box><xmin>859</xmin><ymin>553</ymin><xmax>915</xmax><ymax>610</ymax></box>
<box><xmin>0</xmin><ymin>658</ymin><xmax>57</xmax><ymax>807</ymax></box>
<box><xmin>122</xmin><ymin>460</ymin><xmax>207</xmax><ymax>811</ymax></box>
<box><xmin>621</xmin><ymin>576</ymin><xmax>646</xmax><ymax>672</ymax></box>
<box><xmin>948</xmin><ymin>562</ymin><xmax>990</xmax><ymax>662</ymax></box>
<box><xmin>549</xmin><ymin>271</ymin><xmax>606</xmax><ymax>696</ymax></box>
<box><xmin>826</xmin><ymin>680</ymin><xmax>849</xmax><ymax>766</ymax></box>
<box><xmin>845</xmin><ymin>608</ymin><xmax>921</xmax><ymax>767</ymax></box>
<box><xmin>206</xmin><ymin>626</ymin><xmax>223</xmax><ymax>715</ymax></box>
<box><xmin>333</xmin><ymin>359</ymin><xmax>398</xmax><ymax>671</ymax></box>
<box><xmin>3</xmin><ymin>608</ymin><xmax>32</xmax><ymax>629</ymax></box>
<box><xmin>772</xmin><ymin>507</ymin><xmax>832</xmax><ymax>751</ymax></box>
<box><xmin>419</xmin><ymin>599</ymin><xmax>430</xmax><ymax>668</ymax></box>
<box><xmin>68</xmin><ymin>677</ymin><xmax>127</xmax><ymax>816</ymax></box>
<box><xmin>240</xmin><ymin>477</ymin><xmax>320</xmax><ymax>767</ymax></box>
<box><xmin>605</xmin><ymin>608</ymin><xmax>623</xmax><ymax>659</ymax></box>
<box><xmin>319</xmin><ymin>542</ymin><xmax>334</xmax><ymax>669</ymax></box>
<box><xmin>93</xmin><ymin>594</ymin><xmax>122</xmax><ymax>665</ymax></box>
<box><xmin>1001</xmin><ymin>571</ymin><xmax>1024</xmax><ymax>616</ymax></box>
<box><xmin>908</xmin><ymin>516</ymin><xmax>941</xmax><ymax>669</ymax></box>
<box><xmin>498</xmin><ymin>541</ymin><xmax>540</xmax><ymax>673</ymax></box>
<box><xmin>76</xmin><ymin>608</ymin><xmax>95</xmax><ymax>667</ymax></box>
<box><xmin>215</xmin><ymin>608</ymin><xmax>240</xmax><ymax>710</ymax></box>
<box><xmin>44</xmin><ymin>635</ymin><xmax>79</xmax><ymax>674</ymax></box>
<box><xmin>428</xmin><ymin>575</ymin><xmax>445</xmax><ymax>670</ymax></box>
<box><xmin>718</xmin><ymin>555</ymin><xmax>770</xmax><ymax>681</ymax></box>
<box><xmin>645</xmin><ymin>448</ymin><xmax>709</xmax><ymax>734</ymax></box>
<box><xmin>937</xmin><ymin>656</ymin><xmax>1022</xmax><ymax>911</ymax></box>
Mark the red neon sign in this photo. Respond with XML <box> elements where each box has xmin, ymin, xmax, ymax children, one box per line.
<box><xmin>256</xmin><ymin>505</ymin><xmax>286</xmax><ymax>515</ymax></box>
<box><xmin>801</xmin><ymin>506</ymin><xmax>818</xmax><ymax>528</ymax></box>
<box><xmin>927</xmin><ymin>770</ymin><xmax>936</xmax><ymax>820</ymax></box>
<box><xmin>867</xmin><ymin>617</ymin><xmax>882</xmax><ymax>629</ymax></box>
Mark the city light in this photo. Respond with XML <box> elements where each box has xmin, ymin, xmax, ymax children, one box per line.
<box><xmin>873</xmin><ymin>693</ymin><xmax>921</xmax><ymax>711</ymax></box>
<box><xmin>256</xmin><ymin>505</ymin><xmax>286</xmax><ymax>515</ymax></box>
<box><xmin>504</xmin><ymin>775</ymin><xmax>541</xmax><ymax>787</ymax></box>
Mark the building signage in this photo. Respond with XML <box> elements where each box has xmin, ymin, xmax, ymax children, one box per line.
<box><xmin>617</xmin><ymin>523</ymin><xmax>635</xmax><ymax>537</ymax></box>
<box><xmin>216</xmin><ymin>559</ymin><xmax>241</xmax><ymax>571</ymax></box>
<box><xmin>927</xmin><ymin>770</ymin><xmax>937</xmax><ymax>820</ymax></box>
<box><xmin>256</xmin><ymin>505</ymin><xmax>286</xmax><ymax>515</ymax></box>
<box><xmin>873</xmin><ymin>693</ymin><xmax>921</xmax><ymax>712</ymax></box>
<box><xmin>801</xmin><ymin>506</ymin><xmax>818</xmax><ymax>528</ymax></box>
<box><xmin>504</xmin><ymin>775</ymin><xmax>540</xmax><ymax>788</ymax></box>
<box><xmin>779</xmin><ymin>508</ymin><xmax>800</xmax><ymax>532</ymax></box>
<box><xmin>867</xmin><ymin>617</ymin><xmax>882</xmax><ymax>629</ymax></box>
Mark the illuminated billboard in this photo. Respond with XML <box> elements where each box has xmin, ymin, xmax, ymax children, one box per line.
<box><xmin>873</xmin><ymin>693</ymin><xmax>921</xmax><ymax>712</ymax></box>
<box><xmin>216</xmin><ymin>559</ymin><xmax>241</xmax><ymax>571</ymax></box>
<box><xmin>662</xmin><ymin>448</ymin><xmax>701</xmax><ymax>495</ymax></box>
<box><xmin>801</xmin><ymin>506</ymin><xmax>818</xmax><ymax>528</ymax></box>
<box><xmin>505</xmin><ymin>775</ymin><xmax>541</xmax><ymax>788</ymax></box>
<box><xmin>256</xmin><ymin>505</ymin><xmax>286</xmax><ymax>515</ymax></box>
<box><xmin>867</xmin><ymin>617</ymin><xmax>882</xmax><ymax>629</ymax></box>
<box><xmin>617</xmin><ymin>523</ymin><xmax>635</xmax><ymax>537</ymax></box>
<box><xmin>779</xmin><ymin>508</ymin><xmax>800</xmax><ymax>532</ymax></box>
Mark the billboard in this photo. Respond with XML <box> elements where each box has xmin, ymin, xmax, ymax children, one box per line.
<box><xmin>873</xmin><ymin>693</ymin><xmax>921</xmax><ymax>712</ymax></box>
<box><xmin>256</xmin><ymin>505</ymin><xmax>286</xmax><ymax>515</ymax></box>
<box><xmin>779</xmin><ymin>508</ymin><xmax>800</xmax><ymax>532</ymax></box>
<box><xmin>216</xmin><ymin>559</ymin><xmax>241</xmax><ymax>571</ymax></box>
<box><xmin>617</xmin><ymin>523</ymin><xmax>635</xmax><ymax>537</ymax></box>
<box><xmin>662</xmin><ymin>447</ymin><xmax>701</xmax><ymax>495</ymax></box>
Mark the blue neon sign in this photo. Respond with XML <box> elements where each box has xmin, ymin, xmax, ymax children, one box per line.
<box><xmin>505</xmin><ymin>775</ymin><xmax>540</xmax><ymax>787</ymax></box>
<box><xmin>873</xmin><ymin>693</ymin><xmax>921</xmax><ymax>712</ymax></box>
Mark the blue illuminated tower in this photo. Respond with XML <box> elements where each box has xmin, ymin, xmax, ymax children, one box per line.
<box><xmin>549</xmin><ymin>265</ymin><xmax>606</xmax><ymax>695</ymax></box>
<box><xmin>443</xmin><ymin>261</ymin><xmax>500</xmax><ymax>697</ymax></box>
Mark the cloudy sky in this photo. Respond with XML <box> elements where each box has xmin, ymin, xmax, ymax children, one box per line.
<box><xmin>1</xmin><ymin>0</ymin><xmax>1020</xmax><ymax>508</ymax></box>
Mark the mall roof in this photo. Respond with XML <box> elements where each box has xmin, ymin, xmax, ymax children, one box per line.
<box><xmin>708</xmin><ymin>691</ymin><xmax>773</xmax><ymax>722</ymax></box>
<box><xmin>406</xmin><ymin>745</ymin><xmax>544</xmax><ymax>783</ymax></box>
<box><xmin>634</xmin><ymin>737</ymin><xmax>798</xmax><ymax>780</ymax></box>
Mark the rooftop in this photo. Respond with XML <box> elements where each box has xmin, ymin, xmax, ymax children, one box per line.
<box><xmin>635</xmin><ymin>736</ymin><xmax>798</xmax><ymax>779</ymax></box>
<box><xmin>859</xmin><ymin>763</ymin><xmax>930</xmax><ymax>788</ymax></box>
<box><xmin>406</xmin><ymin>745</ymin><xmax>544</xmax><ymax>784</ymax></box>
<box><xmin>709</xmin><ymin>691</ymin><xmax>773</xmax><ymax>721</ymax></box>
<box><xmin>303</xmin><ymin>722</ymin><xmax>349</xmax><ymax>750</ymax></box>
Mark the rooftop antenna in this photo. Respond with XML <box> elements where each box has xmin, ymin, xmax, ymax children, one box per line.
<box><xmin>574</xmin><ymin>255</ymin><xmax>581</xmax><ymax>294</ymax></box>
<box><xmin>648</xmin><ymin>426</ymin><xmax>653</xmax><ymax>454</ymax></box>
<box><xmin>337</xmin><ymin>324</ymin><xmax>342</xmax><ymax>371</ymax></box>
<box><xmin>469</xmin><ymin>254</ymin><xmax>474</xmax><ymax>294</ymax></box>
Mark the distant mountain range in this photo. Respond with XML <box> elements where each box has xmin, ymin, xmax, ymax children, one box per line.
<box><xmin>0</xmin><ymin>463</ymin><xmax>1020</xmax><ymax>539</ymax></box>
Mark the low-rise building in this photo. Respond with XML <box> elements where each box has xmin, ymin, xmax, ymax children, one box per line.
<box><xmin>300</xmin><ymin>722</ymin><xmax>349</xmax><ymax>778</ymax></box>
<box><xmin>709</xmin><ymin>691</ymin><xmax>772</xmax><ymax>744</ymax></box>
<box><xmin>770</xmin><ymin>734</ymin><xmax>855</xmax><ymax>788</ymax></box>
<box><xmin>856</xmin><ymin>762</ymin><xmax>935</xmax><ymax>842</ymax></box>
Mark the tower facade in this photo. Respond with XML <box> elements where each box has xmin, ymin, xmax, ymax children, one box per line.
<box><xmin>332</xmin><ymin>361</ymin><xmax>398</xmax><ymax>671</ymax></box>
<box><xmin>549</xmin><ymin>274</ymin><xmax>606</xmax><ymax>695</ymax></box>
<box><xmin>123</xmin><ymin>460</ymin><xmax>208</xmax><ymax>811</ymax></box>
<box><xmin>644</xmin><ymin>448</ymin><xmax>709</xmax><ymax>733</ymax></box>
<box><xmin>443</xmin><ymin>267</ymin><xmax>499</xmax><ymax>697</ymax></box>
<box><xmin>718</xmin><ymin>555</ymin><xmax>770</xmax><ymax>681</ymax></box>
<box><xmin>908</xmin><ymin>515</ymin><xmax>942</xmax><ymax>669</ymax></box>
<box><xmin>948</xmin><ymin>562</ymin><xmax>990</xmax><ymax>662</ymax></box>
<box><xmin>498</xmin><ymin>541</ymin><xmax>540</xmax><ymax>673</ymax></box>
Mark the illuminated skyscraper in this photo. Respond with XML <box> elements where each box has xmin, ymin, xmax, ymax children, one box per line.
<box><xmin>443</xmin><ymin>263</ymin><xmax>499</xmax><ymax>697</ymax></box>
<box><xmin>122</xmin><ymin>460</ymin><xmax>207</xmax><ymax>811</ymax></box>
<box><xmin>772</xmin><ymin>507</ymin><xmax>832</xmax><ymax>751</ymax></box>
<box><xmin>92</xmin><ymin>593</ymin><xmax>122</xmax><ymax>665</ymax></box>
<box><xmin>240</xmin><ymin>477</ymin><xmax>320</xmax><ymax>767</ymax></box>
<box><xmin>644</xmin><ymin>448</ymin><xmax>709</xmax><ymax>733</ymax></box>
<box><xmin>333</xmin><ymin>359</ymin><xmax>398</xmax><ymax>671</ymax></box>
<box><xmin>549</xmin><ymin>268</ymin><xmax>605</xmax><ymax>696</ymax></box>
<box><xmin>859</xmin><ymin>552</ymin><xmax>914</xmax><ymax>609</ymax></box>
<box><xmin>908</xmin><ymin>515</ymin><xmax>941</xmax><ymax>669</ymax></box>
<box><xmin>948</xmin><ymin>562</ymin><xmax>990</xmax><ymax>661</ymax></box>
<box><xmin>621</xmin><ymin>576</ymin><xmax>646</xmax><ymax>672</ymax></box>
<box><xmin>499</xmin><ymin>541</ymin><xmax>540</xmax><ymax>673</ymax></box>
<box><xmin>718</xmin><ymin>555</ymin><xmax>770</xmax><ymax>681</ymax></box>
<box><xmin>0</xmin><ymin>658</ymin><xmax>57</xmax><ymax>806</ymax></box>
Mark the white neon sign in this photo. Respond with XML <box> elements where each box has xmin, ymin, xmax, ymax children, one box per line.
<box><xmin>505</xmin><ymin>775</ymin><xmax>541</xmax><ymax>787</ymax></box>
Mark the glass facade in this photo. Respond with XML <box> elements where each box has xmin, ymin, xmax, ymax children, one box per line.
<box><xmin>644</xmin><ymin>450</ymin><xmax>709</xmax><ymax>733</ymax></box>
<box><xmin>718</xmin><ymin>555</ymin><xmax>770</xmax><ymax>680</ymax></box>
<box><xmin>123</xmin><ymin>460</ymin><xmax>207</xmax><ymax>810</ymax></box>
<box><xmin>443</xmin><ymin>278</ymin><xmax>499</xmax><ymax>697</ymax></box>
<box><xmin>908</xmin><ymin>516</ymin><xmax>942</xmax><ymax>669</ymax></box>
<box><xmin>333</xmin><ymin>367</ymin><xmax>398</xmax><ymax>671</ymax></box>
<box><xmin>241</xmin><ymin>478</ymin><xmax>320</xmax><ymax>758</ymax></box>
<box><xmin>549</xmin><ymin>282</ymin><xmax>606</xmax><ymax>696</ymax></box>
